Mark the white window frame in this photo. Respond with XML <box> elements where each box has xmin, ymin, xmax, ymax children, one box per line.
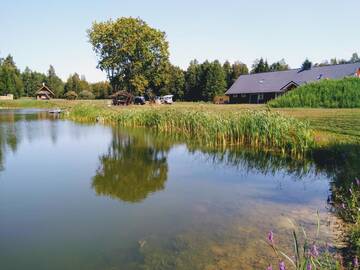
<box><xmin>233</xmin><ymin>94</ymin><xmax>238</xmax><ymax>98</ymax></box>
<box><xmin>258</xmin><ymin>93</ymin><xmax>264</xmax><ymax>100</ymax></box>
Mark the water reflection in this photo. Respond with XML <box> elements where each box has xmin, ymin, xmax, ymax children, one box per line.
<box><xmin>0</xmin><ymin>110</ymin><xmax>359</xmax><ymax>269</ymax></box>
<box><xmin>92</xmin><ymin>128</ymin><xmax>169</xmax><ymax>202</ymax></box>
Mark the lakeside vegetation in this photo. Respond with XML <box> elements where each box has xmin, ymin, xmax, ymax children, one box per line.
<box><xmin>269</xmin><ymin>78</ymin><xmax>360</xmax><ymax>108</ymax></box>
<box><xmin>67</xmin><ymin>104</ymin><xmax>314</xmax><ymax>157</ymax></box>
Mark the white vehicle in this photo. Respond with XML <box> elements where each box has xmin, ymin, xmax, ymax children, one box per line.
<box><xmin>161</xmin><ymin>95</ymin><xmax>174</xmax><ymax>104</ymax></box>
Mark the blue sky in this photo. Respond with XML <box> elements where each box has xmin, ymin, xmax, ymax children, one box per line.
<box><xmin>1</xmin><ymin>0</ymin><xmax>359</xmax><ymax>82</ymax></box>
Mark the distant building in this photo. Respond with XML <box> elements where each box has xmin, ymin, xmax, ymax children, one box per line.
<box><xmin>0</xmin><ymin>94</ymin><xmax>14</xmax><ymax>100</ymax></box>
<box><xmin>226</xmin><ymin>62</ymin><xmax>360</xmax><ymax>104</ymax></box>
<box><xmin>213</xmin><ymin>95</ymin><xmax>229</xmax><ymax>104</ymax></box>
<box><xmin>35</xmin><ymin>83</ymin><xmax>55</xmax><ymax>100</ymax></box>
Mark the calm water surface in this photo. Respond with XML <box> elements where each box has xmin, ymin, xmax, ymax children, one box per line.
<box><xmin>0</xmin><ymin>110</ymin><xmax>343</xmax><ymax>269</ymax></box>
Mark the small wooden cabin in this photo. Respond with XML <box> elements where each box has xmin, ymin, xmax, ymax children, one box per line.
<box><xmin>35</xmin><ymin>83</ymin><xmax>55</xmax><ymax>100</ymax></box>
<box><xmin>110</xmin><ymin>91</ymin><xmax>133</xmax><ymax>105</ymax></box>
<box><xmin>213</xmin><ymin>95</ymin><xmax>229</xmax><ymax>104</ymax></box>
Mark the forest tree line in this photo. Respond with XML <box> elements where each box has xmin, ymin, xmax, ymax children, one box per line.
<box><xmin>1</xmin><ymin>51</ymin><xmax>359</xmax><ymax>101</ymax></box>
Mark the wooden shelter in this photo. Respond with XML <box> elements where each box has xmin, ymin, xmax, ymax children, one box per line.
<box><xmin>35</xmin><ymin>83</ymin><xmax>55</xmax><ymax>100</ymax></box>
<box><xmin>110</xmin><ymin>91</ymin><xmax>133</xmax><ymax>106</ymax></box>
<box><xmin>213</xmin><ymin>95</ymin><xmax>229</xmax><ymax>104</ymax></box>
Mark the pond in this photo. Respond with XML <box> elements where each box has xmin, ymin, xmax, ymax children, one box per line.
<box><xmin>0</xmin><ymin>109</ymin><xmax>356</xmax><ymax>270</ymax></box>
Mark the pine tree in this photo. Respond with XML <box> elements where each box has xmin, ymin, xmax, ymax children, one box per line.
<box><xmin>0</xmin><ymin>55</ymin><xmax>24</xmax><ymax>98</ymax></box>
<box><xmin>45</xmin><ymin>65</ymin><xmax>64</xmax><ymax>97</ymax></box>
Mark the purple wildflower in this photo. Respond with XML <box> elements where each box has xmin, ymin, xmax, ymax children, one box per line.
<box><xmin>341</xmin><ymin>203</ymin><xmax>346</xmax><ymax>209</ymax></box>
<box><xmin>356</xmin><ymin>178</ymin><xmax>360</xmax><ymax>186</ymax></box>
<box><xmin>310</xmin><ymin>244</ymin><xmax>319</xmax><ymax>257</ymax></box>
<box><xmin>306</xmin><ymin>262</ymin><xmax>312</xmax><ymax>270</ymax></box>
<box><xmin>279</xmin><ymin>261</ymin><xmax>286</xmax><ymax>270</ymax></box>
<box><xmin>354</xmin><ymin>256</ymin><xmax>359</xmax><ymax>268</ymax></box>
<box><xmin>267</xmin><ymin>265</ymin><xmax>273</xmax><ymax>270</ymax></box>
<box><xmin>267</xmin><ymin>231</ymin><xmax>274</xmax><ymax>244</ymax></box>
<box><xmin>350</xmin><ymin>188</ymin><xmax>353</xmax><ymax>194</ymax></box>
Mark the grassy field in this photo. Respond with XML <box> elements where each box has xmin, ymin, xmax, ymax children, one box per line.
<box><xmin>0</xmin><ymin>99</ymin><xmax>359</xmax><ymax>145</ymax></box>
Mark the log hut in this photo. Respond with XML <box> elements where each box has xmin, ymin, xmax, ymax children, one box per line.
<box><xmin>35</xmin><ymin>83</ymin><xmax>55</xmax><ymax>100</ymax></box>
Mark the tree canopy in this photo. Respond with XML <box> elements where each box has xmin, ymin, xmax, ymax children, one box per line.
<box><xmin>0</xmin><ymin>55</ymin><xmax>24</xmax><ymax>98</ymax></box>
<box><xmin>88</xmin><ymin>17</ymin><xmax>170</xmax><ymax>95</ymax></box>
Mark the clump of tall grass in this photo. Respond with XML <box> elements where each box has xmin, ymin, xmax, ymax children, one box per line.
<box><xmin>269</xmin><ymin>78</ymin><xmax>360</xmax><ymax>108</ymax></box>
<box><xmin>66</xmin><ymin>105</ymin><xmax>314</xmax><ymax>157</ymax></box>
<box><xmin>331</xmin><ymin>178</ymin><xmax>360</xmax><ymax>255</ymax></box>
<box><xmin>264</xmin><ymin>214</ymin><xmax>358</xmax><ymax>270</ymax></box>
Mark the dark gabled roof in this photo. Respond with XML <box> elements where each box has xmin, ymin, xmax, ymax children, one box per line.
<box><xmin>226</xmin><ymin>62</ymin><xmax>360</xmax><ymax>95</ymax></box>
<box><xmin>36</xmin><ymin>84</ymin><xmax>55</xmax><ymax>97</ymax></box>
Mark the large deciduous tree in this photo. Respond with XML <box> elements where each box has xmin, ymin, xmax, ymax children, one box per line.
<box><xmin>64</xmin><ymin>73</ymin><xmax>91</xmax><ymax>95</ymax></box>
<box><xmin>88</xmin><ymin>17</ymin><xmax>170</xmax><ymax>95</ymax></box>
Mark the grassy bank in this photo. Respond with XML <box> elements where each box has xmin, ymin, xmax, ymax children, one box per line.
<box><xmin>66</xmin><ymin>104</ymin><xmax>314</xmax><ymax>156</ymax></box>
<box><xmin>269</xmin><ymin>78</ymin><xmax>360</xmax><ymax>108</ymax></box>
<box><xmin>1</xmin><ymin>99</ymin><xmax>360</xmax><ymax>144</ymax></box>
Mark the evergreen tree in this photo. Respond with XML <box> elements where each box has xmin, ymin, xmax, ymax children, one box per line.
<box><xmin>301</xmin><ymin>59</ymin><xmax>312</xmax><ymax>70</ymax></box>
<box><xmin>45</xmin><ymin>65</ymin><xmax>64</xmax><ymax>97</ymax></box>
<box><xmin>184</xmin><ymin>60</ymin><xmax>202</xmax><ymax>101</ymax></box>
<box><xmin>269</xmin><ymin>59</ymin><xmax>290</xmax><ymax>71</ymax></box>
<box><xmin>159</xmin><ymin>65</ymin><xmax>185</xmax><ymax>100</ymax></box>
<box><xmin>350</xmin><ymin>52</ymin><xmax>360</xmax><ymax>63</ymax></box>
<box><xmin>223</xmin><ymin>61</ymin><xmax>233</xmax><ymax>89</ymax></box>
<box><xmin>64</xmin><ymin>73</ymin><xmax>90</xmax><ymax>95</ymax></box>
<box><xmin>203</xmin><ymin>60</ymin><xmax>226</xmax><ymax>101</ymax></box>
<box><xmin>0</xmin><ymin>55</ymin><xmax>24</xmax><ymax>98</ymax></box>
<box><xmin>230</xmin><ymin>61</ymin><xmax>248</xmax><ymax>85</ymax></box>
<box><xmin>251</xmin><ymin>58</ymin><xmax>270</xmax><ymax>73</ymax></box>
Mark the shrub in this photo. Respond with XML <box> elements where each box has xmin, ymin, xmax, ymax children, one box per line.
<box><xmin>78</xmin><ymin>90</ymin><xmax>95</xmax><ymax>100</ymax></box>
<box><xmin>64</xmin><ymin>91</ymin><xmax>78</xmax><ymax>100</ymax></box>
<box><xmin>269</xmin><ymin>78</ymin><xmax>360</xmax><ymax>108</ymax></box>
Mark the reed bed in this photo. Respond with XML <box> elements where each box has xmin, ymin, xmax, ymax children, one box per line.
<box><xmin>66</xmin><ymin>105</ymin><xmax>314</xmax><ymax>156</ymax></box>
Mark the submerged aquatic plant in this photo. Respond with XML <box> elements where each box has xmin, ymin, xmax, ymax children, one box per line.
<box><xmin>264</xmin><ymin>213</ymin><xmax>344</xmax><ymax>270</ymax></box>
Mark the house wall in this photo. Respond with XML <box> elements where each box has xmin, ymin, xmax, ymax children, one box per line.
<box><xmin>0</xmin><ymin>94</ymin><xmax>14</xmax><ymax>100</ymax></box>
<box><xmin>228</xmin><ymin>92</ymin><xmax>277</xmax><ymax>104</ymax></box>
<box><xmin>356</xmin><ymin>68</ymin><xmax>360</xmax><ymax>77</ymax></box>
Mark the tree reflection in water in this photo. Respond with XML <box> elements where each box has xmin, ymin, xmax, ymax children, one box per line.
<box><xmin>92</xmin><ymin>129</ymin><xmax>169</xmax><ymax>203</ymax></box>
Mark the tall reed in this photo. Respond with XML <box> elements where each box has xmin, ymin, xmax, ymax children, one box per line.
<box><xmin>66</xmin><ymin>105</ymin><xmax>314</xmax><ymax>157</ymax></box>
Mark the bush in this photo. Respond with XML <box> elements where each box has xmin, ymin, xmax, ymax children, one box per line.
<box><xmin>78</xmin><ymin>90</ymin><xmax>94</xmax><ymax>100</ymax></box>
<box><xmin>64</xmin><ymin>91</ymin><xmax>78</xmax><ymax>100</ymax></box>
<box><xmin>269</xmin><ymin>78</ymin><xmax>360</xmax><ymax>108</ymax></box>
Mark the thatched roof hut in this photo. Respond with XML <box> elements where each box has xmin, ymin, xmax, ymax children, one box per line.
<box><xmin>35</xmin><ymin>83</ymin><xmax>55</xmax><ymax>100</ymax></box>
<box><xmin>110</xmin><ymin>91</ymin><xmax>133</xmax><ymax>105</ymax></box>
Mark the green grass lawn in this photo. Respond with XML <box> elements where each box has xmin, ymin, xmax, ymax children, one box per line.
<box><xmin>1</xmin><ymin>99</ymin><xmax>359</xmax><ymax>144</ymax></box>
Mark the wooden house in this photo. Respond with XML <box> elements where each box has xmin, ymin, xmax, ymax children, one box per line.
<box><xmin>35</xmin><ymin>83</ymin><xmax>55</xmax><ymax>100</ymax></box>
<box><xmin>226</xmin><ymin>62</ymin><xmax>360</xmax><ymax>104</ymax></box>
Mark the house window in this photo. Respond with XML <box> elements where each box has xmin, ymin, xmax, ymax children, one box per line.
<box><xmin>233</xmin><ymin>94</ymin><xmax>238</xmax><ymax>98</ymax></box>
<box><xmin>241</xmin><ymin>94</ymin><xmax>246</xmax><ymax>98</ymax></box>
<box><xmin>258</xmin><ymin>93</ymin><xmax>264</xmax><ymax>100</ymax></box>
